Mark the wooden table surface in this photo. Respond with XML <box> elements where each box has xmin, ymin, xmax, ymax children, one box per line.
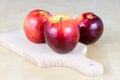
<box><xmin>0</xmin><ymin>0</ymin><xmax>120</xmax><ymax>80</ymax></box>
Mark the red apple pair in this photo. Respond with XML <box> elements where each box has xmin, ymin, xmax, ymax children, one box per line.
<box><xmin>24</xmin><ymin>9</ymin><xmax>80</xmax><ymax>54</ymax></box>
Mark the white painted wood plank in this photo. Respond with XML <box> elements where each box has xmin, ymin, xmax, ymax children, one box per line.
<box><xmin>0</xmin><ymin>30</ymin><xmax>103</xmax><ymax>76</ymax></box>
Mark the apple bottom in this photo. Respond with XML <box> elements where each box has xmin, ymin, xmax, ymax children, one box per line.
<box><xmin>45</xmin><ymin>33</ymin><xmax>78</xmax><ymax>53</ymax></box>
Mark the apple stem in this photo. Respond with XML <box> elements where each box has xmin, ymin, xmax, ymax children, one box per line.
<box><xmin>59</xmin><ymin>17</ymin><xmax>63</xmax><ymax>22</ymax></box>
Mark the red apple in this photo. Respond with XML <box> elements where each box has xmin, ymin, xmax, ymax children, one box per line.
<box><xmin>76</xmin><ymin>12</ymin><xmax>104</xmax><ymax>44</ymax></box>
<box><xmin>23</xmin><ymin>9</ymin><xmax>52</xmax><ymax>43</ymax></box>
<box><xmin>44</xmin><ymin>14</ymin><xmax>80</xmax><ymax>54</ymax></box>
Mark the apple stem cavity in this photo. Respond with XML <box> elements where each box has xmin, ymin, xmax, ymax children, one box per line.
<box><xmin>87</xmin><ymin>13</ymin><xmax>94</xmax><ymax>19</ymax></box>
<box><xmin>40</xmin><ymin>10</ymin><xmax>47</xmax><ymax>15</ymax></box>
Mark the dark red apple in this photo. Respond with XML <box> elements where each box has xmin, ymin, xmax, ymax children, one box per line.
<box><xmin>76</xmin><ymin>12</ymin><xmax>104</xmax><ymax>44</ymax></box>
<box><xmin>23</xmin><ymin>9</ymin><xmax>52</xmax><ymax>43</ymax></box>
<box><xmin>44</xmin><ymin>14</ymin><xmax>80</xmax><ymax>54</ymax></box>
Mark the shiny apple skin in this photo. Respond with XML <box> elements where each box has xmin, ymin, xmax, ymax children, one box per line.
<box><xmin>76</xmin><ymin>12</ymin><xmax>104</xmax><ymax>44</ymax></box>
<box><xmin>23</xmin><ymin>9</ymin><xmax>52</xmax><ymax>43</ymax></box>
<box><xmin>44</xmin><ymin>15</ymin><xmax>80</xmax><ymax>54</ymax></box>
